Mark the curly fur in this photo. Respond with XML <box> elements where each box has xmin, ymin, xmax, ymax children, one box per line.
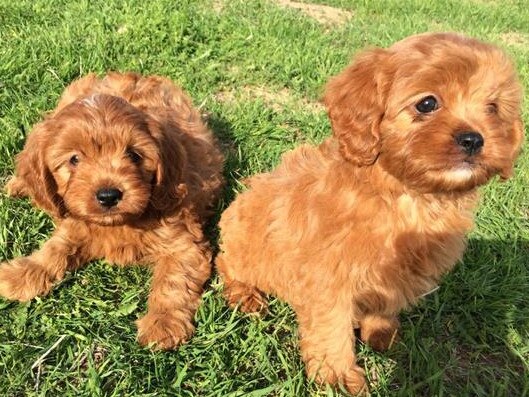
<box><xmin>1</xmin><ymin>72</ymin><xmax>224</xmax><ymax>349</ymax></box>
<box><xmin>216</xmin><ymin>33</ymin><xmax>523</xmax><ymax>394</ymax></box>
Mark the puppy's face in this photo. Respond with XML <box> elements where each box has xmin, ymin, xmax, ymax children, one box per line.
<box><xmin>45</xmin><ymin>95</ymin><xmax>161</xmax><ymax>225</ymax></box>
<box><xmin>325</xmin><ymin>33</ymin><xmax>524</xmax><ymax>193</ymax></box>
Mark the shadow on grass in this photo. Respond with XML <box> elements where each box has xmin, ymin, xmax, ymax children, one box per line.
<box><xmin>385</xmin><ymin>237</ymin><xmax>529</xmax><ymax>397</ymax></box>
<box><xmin>203</xmin><ymin>111</ymin><xmax>250</xmax><ymax>249</ymax></box>
<box><xmin>206</xmin><ymin>111</ymin><xmax>251</xmax><ymax>205</ymax></box>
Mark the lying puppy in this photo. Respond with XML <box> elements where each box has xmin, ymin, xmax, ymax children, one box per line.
<box><xmin>0</xmin><ymin>72</ymin><xmax>224</xmax><ymax>349</ymax></box>
<box><xmin>216</xmin><ymin>33</ymin><xmax>523</xmax><ymax>394</ymax></box>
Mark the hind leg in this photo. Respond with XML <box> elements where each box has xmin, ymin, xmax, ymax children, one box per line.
<box><xmin>223</xmin><ymin>278</ymin><xmax>268</xmax><ymax>314</ymax></box>
<box><xmin>359</xmin><ymin>314</ymin><xmax>399</xmax><ymax>351</ymax></box>
<box><xmin>216</xmin><ymin>253</ymin><xmax>267</xmax><ymax>314</ymax></box>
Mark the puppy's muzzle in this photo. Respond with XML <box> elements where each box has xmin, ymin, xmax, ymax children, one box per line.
<box><xmin>96</xmin><ymin>188</ymin><xmax>123</xmax><ymax>208</ymax></box>
<box><xmin>454</xmin><ymin>131</ymin><xmax>484</xmax><ymax>156</ymax></box>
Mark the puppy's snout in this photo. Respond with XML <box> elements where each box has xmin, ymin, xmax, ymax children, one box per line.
<box><xmin>454</xmin><ymin>131</ymin><xmax>484</xmax><ymax>156</ymax></box>
<box><xmin>96</xmin><ymin>188</ymin><xmax>123</xmax><ymax>208</ymax></box>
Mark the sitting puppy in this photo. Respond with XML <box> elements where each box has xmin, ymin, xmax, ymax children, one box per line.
<box><xmin>216</xmin><ymin>33</ymin><xmax>523</xmax><ymax>394</ymax></box>
<box><xmin>0</xmin><ymin>72</ymin><xmax>224</xmax><ymax>349</ymax></box>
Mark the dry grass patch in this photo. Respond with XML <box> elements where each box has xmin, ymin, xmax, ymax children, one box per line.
<box><xmin>215</xmin><ymin>85</ymin><xmax>325</xmax><ymax>114</ymax></box>
<box><xmin>212</xmin><ymin>0</ymin><xmax>225</xmax><ymax>14</ymax></box>
<box><xmin>274</xmin><ymin>0</ymin><xmax>352</xmax><ymax>27</ymax></box>
<box><xmin>499</xmin><ymin>32</ymin><xmax>529</xmax><ymax>48</ymax></box>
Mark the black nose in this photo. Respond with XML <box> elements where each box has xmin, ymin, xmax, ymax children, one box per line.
<box><xmin>96</xmin><ymin>188</ymin><xmax>123</xmax><ymax>208</ymax></box>
<box><xmin>454</xmin><ymin>131</ymin><xmax>484</xmax><ymax>156</ymax></box>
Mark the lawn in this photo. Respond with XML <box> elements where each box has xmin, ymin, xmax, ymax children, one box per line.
<box><xmin>0</xmin><ymin>0</ymin><xmax>528</xmax><ymax>396</ymax></box>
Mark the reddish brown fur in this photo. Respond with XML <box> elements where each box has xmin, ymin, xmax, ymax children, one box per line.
<box><xmin>1</xmin><ymin>72</ymin><xmax>224</xmax><ymax>349</ymax></box>
<box><xmin>216</xmin><ymin>33</ymin><xmax>523</xmax><ymax>394</ymax></box>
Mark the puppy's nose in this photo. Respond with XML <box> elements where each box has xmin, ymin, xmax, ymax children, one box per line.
<box><xmin>454</xmin><ymin>131</ymin><xmax>484</xmax><ymax>156</ymax></box>
<box><xmin>96</xmin><ymin>188</ymin><xmax>123</xmax><ymax>208</ymax></box>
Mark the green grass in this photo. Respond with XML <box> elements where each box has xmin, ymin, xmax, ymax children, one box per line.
<box><xmin>1</xmin><ymin>0</ymin><xmax>528</xmax><ymax>395</ymax></box>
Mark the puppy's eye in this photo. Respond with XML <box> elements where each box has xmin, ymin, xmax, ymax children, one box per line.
<box><xmin>69</xmin><ymin>155</ymin><xmax>79</xmax><ymax>166</ymax></box>
<box><xmin>415</xmin><ymin>96</ymin><xmax>439</xmax><ymax>113</ymax></box>
<box><xmin>486</xmin><ymin>103</ymin><xmax>498</xmax><ymax>114</ymax></box>
<box><xmin>126</xmin><ymin>149</ymin><xmax>142</xmax><ymax>164</ymax></box>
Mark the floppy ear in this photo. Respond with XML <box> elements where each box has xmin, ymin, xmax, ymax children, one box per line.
<box><xmin>10</xmin><ymin>120</ymin><xmax>64</xmax><ymax>217</ymax></box>
<box><xmin>146</xmin><ymin>117</ymin><xmax>188</xmax><ymax>211</ymax></box>
<box><xmin>324</xmin><ymin>48</ymin><xmax>391</xmax><ymax>166</ymax></box>
<box><xmin>499</xmin><ymin>117</ymin><xmax>524</xmax><ymax>180</ymax></box>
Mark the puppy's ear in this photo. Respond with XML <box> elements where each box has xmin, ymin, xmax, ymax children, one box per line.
<box><xmin>324</xmin><ymin>48</ymin><xmax>392</xmax><ymax>166</ymax></box>
<box><xmin>147</xmin><ymin>117</ymin><xmax>188</xmax><ymax>211</ymax></box>
<box><xmin>11</xmin><ymin>121</ymin><xmax>64</xmax><ymax>217</ymax></box>
<box><xmin>499</xmin><ymin>117</ymin><xmax>524</xmax><ymax>180</ymax></box>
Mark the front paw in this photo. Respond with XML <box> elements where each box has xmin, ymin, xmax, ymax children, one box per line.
<box><xmin>342</xmin><ymin>366</ymin><xmax>369</xmax><ymax>396</ymax></box>
<box><xmin>136</xmin><ymin>312</ymin><xmax>195</xmax><ymax>350</ymax></box>
<box><xmin>0</xmin><ymin>258</ymin><xmax>53</xmax><ymax>301</ymax></box>
<box><xmin>5</xmin><ymin>177</ymin><xmax>27</xmax><ymax>198</ymax></box>
<box><xmin>310</xmin><ymin>362</ymin><xmax>368</xmax><ymax>396</ymax></box>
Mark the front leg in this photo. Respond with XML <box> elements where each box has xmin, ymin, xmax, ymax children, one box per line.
<box><xmin>0</xmin><ymin>225</ymin><xmax>86</xmax><ymax>301</ymax></box>
<box><xmin>136</xmin><ymin>225</ymin><xmax>212</xmax><ymax>350</ymax></box>
<box><xmin>296</xmin><ymin>297</ymin><xmax>368</xmax><ymax>395</ymax></box>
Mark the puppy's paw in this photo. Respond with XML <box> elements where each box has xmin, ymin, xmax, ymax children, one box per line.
<box><xmin>136</xmin><ymin>312</ymin><xmax>194</xmax><ymax>350</ymax></box>
<box><xmin>5</xmin><ymin>177</ymin><xmax>27</xmax><ymax>197</ymax></box>
<box><xmin>224</xmin><ymin>279</ymin><xmax>268</xmax><ymax>314</ymax></box>
<box><xmin>342</xmin><ymin>366</ymin><xmax>369</xmax><ymax>396</ymax></box>
<box><xmin>0</xmin><ymin>258</ymin><xmax>53</xmax><ymax>301</ymax></box>
<box><xmin>360</xmin><ymin>315</ymin><xmax>399</xmax><ymax>352</ymax></box>
<box><xmin>310</xmin><ymin>362</ymin><xmax>368</xmax><ymax>396</ymax></box>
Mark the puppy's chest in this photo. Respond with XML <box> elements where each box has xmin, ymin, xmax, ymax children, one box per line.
<box><xmin>87</xmin><ymin>227</ymin><xmax>146</xmax><ymax>265</ymax></box>
<box><xmin>391</xmin><ymin>193</ymin><xmax>475</xmax><ymax>234</ymax></box>
<box><xmin>350</xmin><ymin>196</ymin><xmax>474</xmax><ymax>311</ymax></box>
<box><xmin>383</xmin><ymin>195</ymin><xmax>473</xmax><ymax>280</ymax></box>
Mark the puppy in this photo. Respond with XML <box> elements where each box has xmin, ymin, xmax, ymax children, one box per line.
<box><xmin>216</xmin><ymin>33</ymin><xmax>523</xmax><ymax>394</ymax></box>
<box><xmin>0</xmin><ymin>72</ymin><xmax>224</xmax><ymax>349</ymax></box>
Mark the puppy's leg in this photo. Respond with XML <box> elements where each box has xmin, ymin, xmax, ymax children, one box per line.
<box><xmin>359</xmin><ymin>314</ymin><xmax>399</xmax><ymax>352</ymax></box>
<box><xmin>297</xmin><ymin>300</ymin><xmax>368</xmax><ymax>395</ymax></box>
<box><xmin>0</xmin><ymin>228</ymin><xmax>84</xmax><ymax>301</ymax></box>
<box><xmin>136</xmin><ymin>231</ymin><xmax>211</xmax><ymax>350</ymax></box>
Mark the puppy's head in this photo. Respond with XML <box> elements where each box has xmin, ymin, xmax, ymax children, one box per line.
<box><xmin>18</xmin><ymin>94</ymin><xmax>186</xmax><ymax>225</ymax></box>
<box><xmin>325</xmin><ymin>32</ymin><xmax>524</xmax><ymax>193</ymax></box>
